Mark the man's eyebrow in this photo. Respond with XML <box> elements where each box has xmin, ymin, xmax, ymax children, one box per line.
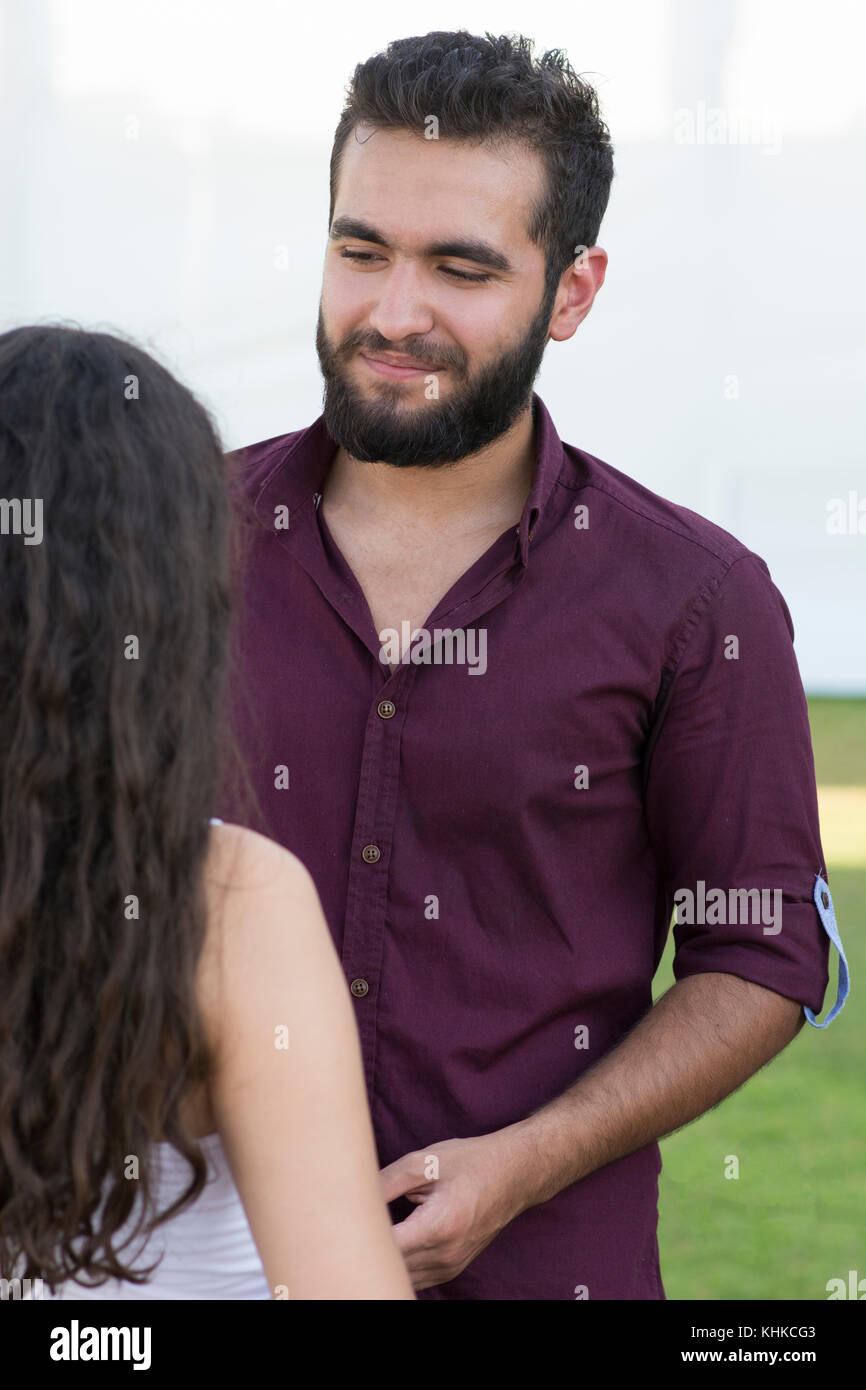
<box><xmin>329</xmin><ymin>217</ymin><xmax>514</xmax><ymax>274</ymax></box>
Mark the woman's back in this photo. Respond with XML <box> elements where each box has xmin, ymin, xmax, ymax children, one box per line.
<box><xmin>43</xmin><ymin>819</ymin><xmax>414</xmax><ymax>1300</ymax></box>
<box><xmin>44</xmin><ymin>1133</ymin><xmax>270</xmax><ymax>1301</ymax></box>
<box><xmin>44</xmin><ymin>823</ymin><xmax>264</xmax><ymax>1301</ymax></box>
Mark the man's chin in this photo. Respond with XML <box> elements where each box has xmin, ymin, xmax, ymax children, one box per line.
<box><xmin>327</xmin><ymin>428</ymin><xmax>443</xmax><ymax>467</ymax></box>
<box><xmin>348</xmin><ymin>377</ymin><xmax>452</xmax><ymax>413</ymax></box>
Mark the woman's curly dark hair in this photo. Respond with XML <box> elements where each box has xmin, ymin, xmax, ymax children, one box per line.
<box><xmin>0</xmin><ymin>323</ymin><xmax>259</xmax><ymax>1289</ymax></box>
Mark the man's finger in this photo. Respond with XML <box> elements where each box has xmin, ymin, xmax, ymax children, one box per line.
<box><xmin>389</xmin><ymin>1201</ymin><xmax>441</xmax><ymax>1256</ymax></box>
<box><xmin>378</xmin><ymin>1152</ymin><xmax>434</xmax><ymax>1204</ymax></box>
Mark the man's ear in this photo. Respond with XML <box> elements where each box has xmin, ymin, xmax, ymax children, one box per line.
<box><xmin>547</xmin><ymin>246</ymin><xmax>608</xmax><ymax>344</ymax></box>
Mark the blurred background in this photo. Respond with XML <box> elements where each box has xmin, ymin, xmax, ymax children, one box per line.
<box><xmin>0</xmin><ymin>0</ymin><xmax>862</xmax><ymax>1299</ymax></box>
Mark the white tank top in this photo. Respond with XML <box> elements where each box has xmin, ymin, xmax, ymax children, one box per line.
<box><xmin>44</xmin><ymin>820</ymin><xmax>270</xmax><ymax>1301</ymax></box>
<box><xmin>43</xmin><ymin>1130</ymin><xmax>271</xmax><ymax>1301</ymax></box>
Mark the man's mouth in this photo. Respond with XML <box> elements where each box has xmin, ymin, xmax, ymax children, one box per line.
<box><xmin>359</xmin><ymin>351</ymin><xmax>445</xmax><ymax>380</ymax></box>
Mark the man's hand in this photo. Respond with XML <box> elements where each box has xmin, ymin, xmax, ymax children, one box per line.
<box><xmin>379</xmin><ymin>1128</ymin><xmax>531</xmax><ymax>1290</ymax></box>
<box><xmin>380</xmin><ymin>975</ymin><xmax>803</xmax><ymax>1289</ymax></box>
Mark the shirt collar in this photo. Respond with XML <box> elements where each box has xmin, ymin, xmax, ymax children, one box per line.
<box><xmin>252</xmin><ymin>391</ymin><xmax>565</xmax><ymax>569</ymax></box>
<box><xmin>516</xmin><ymin>392</ymin><xmax>565</xmax><ymax>566</ymax></box>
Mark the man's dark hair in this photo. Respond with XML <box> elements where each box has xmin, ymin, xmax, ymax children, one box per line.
<box><xmin>329</xmin><ymin>30</ymin><xmax>615</xmax><ymax>304</ymax></box>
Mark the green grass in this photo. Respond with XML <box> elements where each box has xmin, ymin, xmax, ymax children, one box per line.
<box><xmin>654</xmin><ymin>697</ymin><xmax>864</xmax><ymax>1301</ymax></box>
<box><xmin>807</xmin><ymin>698</ymin><xmax>866</xmax><ymax>785</ymax></box>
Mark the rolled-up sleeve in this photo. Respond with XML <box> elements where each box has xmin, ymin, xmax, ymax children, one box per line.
<box><xmin>644</xmin><ymin>552</ymin><xmax>833</xmax><ymax>1017</ymax></box>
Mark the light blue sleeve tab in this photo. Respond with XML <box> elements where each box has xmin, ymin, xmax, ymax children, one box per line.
<box><xmin>803</xmin><ymin>875</ymin><xmax>849</xmax><ymax>1028</ymax></box>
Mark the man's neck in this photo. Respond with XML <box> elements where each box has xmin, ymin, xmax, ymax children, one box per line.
<box><xmin>321</xmin><ymin>400</ymin><xmax>537</xmax><ymax>537</ymax></box>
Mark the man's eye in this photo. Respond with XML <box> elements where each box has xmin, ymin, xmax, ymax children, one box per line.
<box><xmin>339</xmin><ymin>250</ymin><xmax>490</xmax><ymax>283</ymax></box>
<box><xmin>441</xmin><ymin>266</ymin><xmax>491</xmax><ymax>283</ymax></box>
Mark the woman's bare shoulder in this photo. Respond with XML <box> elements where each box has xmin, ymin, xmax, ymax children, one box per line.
<box><xmin>203</xmin><ymin>821</ymin><xmax>316</xmax><ymax>906</ymax></box>
<box><xmin>197</xmin><ymin>824</ymin><xmax>326</xmax><ymax>1036</ymax></box>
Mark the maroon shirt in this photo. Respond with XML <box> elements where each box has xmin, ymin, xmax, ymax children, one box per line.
<box><xmin>220</xmin><ymin>392</ymin><xmax>830</xmax><ymax>1300</ymax></box>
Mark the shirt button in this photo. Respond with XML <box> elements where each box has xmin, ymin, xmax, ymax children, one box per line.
<box><xmin>821</xmin><ymin>891</ymin><xmax>830</xmax><ymax>909</ymax></box>
<box><xmin>377</xmin><ymin>699</ymin><xmax>396</xmax><ymax>719</ymax></box>
<box><xmin>350</xmin><ymin>978</ymin><xmax>369</xmax><ymax>998</ymax></box>
<box><xmin>361</xmin><ymin>844</ymin><xmax>381</xmax><ymax>863</ymax></box>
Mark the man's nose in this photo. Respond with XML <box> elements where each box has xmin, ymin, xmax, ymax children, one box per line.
<box><xmin>366</xmin><ymin>261</ymin><xmax>436</xmax><ymax>345</ymax></box>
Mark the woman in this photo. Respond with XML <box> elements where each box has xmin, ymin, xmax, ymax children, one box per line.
<box><xmin>0</xmin><ymin>324</ymin><xmax>414</xmax><ymax>1300</ymax></box>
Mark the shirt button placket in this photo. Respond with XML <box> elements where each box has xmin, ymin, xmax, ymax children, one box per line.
<box><xmin>341</xmin><ymin>684</ymin><xmax>406</xmax><ymax>1094</ymax></box>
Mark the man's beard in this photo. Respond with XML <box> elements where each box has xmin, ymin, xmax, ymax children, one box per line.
<box><xmin>315</xmin><ymin>279</ymin><xmax>557</xmax><ymax>468</ymax></box>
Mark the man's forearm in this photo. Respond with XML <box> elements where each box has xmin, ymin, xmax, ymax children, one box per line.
<box><xmin>503</xmin><ymin>972</ymin><xmax>804</xmax><ymax>1215</ymax></box>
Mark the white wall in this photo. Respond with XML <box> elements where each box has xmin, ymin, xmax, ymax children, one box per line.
<box><xmin>1</xmin><ymin>0</ymin><xmax>863</xmax><ymax>690</ymax></box>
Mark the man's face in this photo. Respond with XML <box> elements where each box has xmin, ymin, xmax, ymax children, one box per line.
<box><xmin>317</xmin><ymin>126</ymin><xmax>557</xmax><ymax>467</ymax></box>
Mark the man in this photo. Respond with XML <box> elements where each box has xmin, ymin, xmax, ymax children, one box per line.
<box><xmin>220</xmin><ymin>31</ymin><xmax>846</xmax><ymax>1299</ymax></box>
